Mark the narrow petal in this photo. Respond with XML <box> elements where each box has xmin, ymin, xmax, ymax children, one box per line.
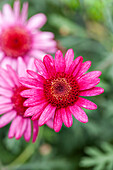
<box><xmin>78</xmin><ymin>71</ymin><xmax>101</xmax><ymax>81</ymax></box>
<box><xmin>27</xmin><ymin>70</ymin><xmax>45</xmax><ymax>83</ymax></box>
<box><xmin>29</xmin><ymin>50</ymin><xmax>46</xmax><ymax>61</ymax></box>
<box><xmin>21</xmin><ymin>2</ymin><xmax>28</xmax><ymax>23</ymax></box>
<box><xmin>21</xmin><ymin>89</ymin><xmax>43</xmax><ymax>98</ymax></box>
<box><xmin>32</xmin><ymin>120</ymin><xmax>39</xmax><ymax>143</ymax></box>
<box><xmin>0</xmin><ymin>110</ymin><xmax>16</xmax><ymax>128</ymax></box>
<box><xmin>23</xmin><ymin>96</ymin><xmax>45</xmax><ymax>107</ymax></box>
<box><xmin>27</xmin><ymin>13</ymin><xmax>47</xmax><ymax>29</ymax></box>
<box><xmin>76</xmin><ymin>61</ymin><xmax>91</xmax><ymax>79</ymax></box>
<box><xmin>0</xmin><ymin>96</ymin><xmax>11</xmax><ymax>105</ymax></box>
<box><xmin>34</xmin><ymin>59</ymin><xmax>48</xmax><ymax>79</ymax></box>
<box><xmin>80</xmin><ymin>87</ymin><xmax>104</xmax><ymax>96</ymax></box>
<box><xmin>0</xmin><ymin>104</ymin><xmax>13</xmax><ymax>115</ymax></box>
<box><xmin>38</xmin><ymin>104</ymin><xmax>56</xmax><ymax>126</ymax></box>
<box><xmin>53</xmin><ymin>109</ymin><xmax>62</xmax><ymax>132</ymax></box>
<box><xmin>0</xmin><ymin>88</ymin><xmax>13</xmax><ymax>97</ymax></box>
<box><xmin>20</xmin><ymin>77</ymin><xmax>43</xmax><ymax>89</ymax></box>
<box><xmin>8</xmin><ymin>116</ymin><xmax>21</xmax><ymax>138</ymax></box>
<box><xmin>46</xmin><ymin>119</ymin><xmax>53</xmax><ymax>129</ymax></box>
<box><xmin>78</xmin><ymin>78</ymin><xmax>100</xmax><ymax>91</ymax></box>
<box><xmin>64</xmin><ymin>49</ymin><xmax>74</xmax><ymax>72</ymax></box>
<box><xmin>73</xmin><ymin>57</ymin><xmax>83</xmax><ymax>77</ymax></box>
<box><xmin>43</xmin><ymin>55</ymin><xmax>56</xmax><ymax>77</ymax></box>
<box><xmin>14</xmin><ymin>0</ymin><xmax>20</xmax><ymax>19</ymax></box>
<box><xmin>25</xmin><ymin>102</ymin><xmax>47</xmax><ymax>117</ymax></box>
<box><xmin>55</xmin><ymin>50</ymin><xmax>65</xmax><ymax>72</ymax></box>
<box><xmin>24</xmin><ymin>119</ymin><xmax>31</xmax><ymax>142</ymax></box>
<box><xmin>69</xmin><ymin>104</ymin><xmax>88</xmax><ymax>123</ymax></box>
<box><xmin>15</xmin><ymin>118</ymin><xmax>27</xmax><ymax>140</ymax></box>
<box><xmin>17</xmin><ymin>57</ymin><xmax>27</xmax><ymax>77</ymax></box>
<box><xmin>61</xmin><ymin>108</ymin><xmax>73</xmax><ymax>127</ymax></box>
<box><xmin>3</xmin><ymin>4</ymin><xmax>14</xmax><ymax>24</ymax></box>
<box><xmin>6</xmin><ymin>65</ymin><xmax>19</xmax><ymax>86</ymax></box>
<box><xmin>76</xmin><ymin>97</ymin><xmax>97</xmax><ymax>110</ymax></box>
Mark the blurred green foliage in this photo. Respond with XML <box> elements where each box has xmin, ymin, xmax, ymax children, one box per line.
<box><xmin>0</xmin><ymin>0</ymin><xmax>113</xmax><ymax>169</ymax></box>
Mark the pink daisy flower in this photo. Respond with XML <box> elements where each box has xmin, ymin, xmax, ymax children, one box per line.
<box><xmin>20</xmin><ymin>49</ymin><xmax>104</xmax><ymax>132</ymax></box>
<box><xmin>0</xmin><ymin>57</ymin><xmax>53</xmax><ymax>142</ymax></box>
<box><xmin>0</xmin><ymin>0</ymin><xmax>57</xmax><ymax>69</ymax></box>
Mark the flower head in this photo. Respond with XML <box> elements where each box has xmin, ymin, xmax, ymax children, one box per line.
<box><xmin>20</xmin><ymin>49</ymin><xmax>104</xmax><ymax>132</ymax></box>
<box><xmin>0</xmin><ymin>0</ymin><xmax>57</xmax><ymax>69</ymax></box>
<box><xmin>0</xmin><ymin>57</ymin><xmax>53</xmax><ymax>142</ymax></box>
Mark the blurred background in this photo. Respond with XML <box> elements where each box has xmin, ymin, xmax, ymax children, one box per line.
<box><xmin>0</xmin><ymin>0</ymin><xmax>113</xmax><ymax>169</ymax></box>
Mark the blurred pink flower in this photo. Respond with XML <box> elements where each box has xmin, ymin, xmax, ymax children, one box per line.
<box><xmin>0</xmin><ymin>57</ymin><xmax>53</xmax><ymax>142</ymax></box>
<box><xmin>0</xmin><ymin>0</ymin><xmax>57</xmax><ymax>69</ymax></box>
<box><xmin>20</xmin><ymin>49</ymin><xmax>104</xmax><ymax>132</ymax></box>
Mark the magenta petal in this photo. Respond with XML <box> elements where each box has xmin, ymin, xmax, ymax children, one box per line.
<box><xmin>34</xmin><ymin>59</ymin><xmax>48</xmax><ymax>79</ymax></box>
<box><xmin>25</xmin><ymin>102</ymin><xmax>47</xmax><ymax>117</ymax></box>
<box><xmin>27</xmin><ymin>70</ymin><xmax>45</xmax><ymax>83</ymax></box>
<box><xmin>64</xmin><ymin>49</ymin><xmax>74</xmax><ymax>72</ymax></box>
<box><xmin>80</xmin><ymin>87</ymin><xmax>104</xmax><ymax>96</ymax></box>
<box><xmin>76</xmin><ymin>97</ymin><xmax>97</xmax><ymax>110</ymax></box>
<box><xmin>0</xmin><ymin>110</ymin><xmax>16</xmax><ymax>128</ymax></box>
<box><xmin>20</xmin><ymin>89</ymin><xmax>43</xmax><ymax>98</ymax></box>
<box><xmin>53</xmin><ymin>109</ymin><xmax>62</xmax><ymax>132</ymax></box>
<box><xmin>20</xmin><ymin>77</ymin><xmax>43</xmax><ymax>89</ymax></box>
<box><xmin>61</xmin><ymin>108</ymin><xmax>73</xmax><ymax>127</ymax></box>
<box><xmin>24</xmin><ymin>119</ymin><xmax>31</xmax><ymax>142</ymax></box>
<box><xmin>32</xmin><ymin>120</ymin><xmax>39</xmax><ymax>143</ymax></box>
<box><xmin>43</xmin><ymin>55</ymin><xmax>56</xmax><ymax>78</ymax></box>
<box><xmin>69</xmin><ymin>104</ymin><xmax>88</xmax><ymax>123</ymax></box>
<box><xmin>55</xmin><ymin>50</ymin><xmax>65</xmax><ymax>72</ymax></box>
<box><xmin>78</xmin><ymin>71</ymin><xmax>101</xmax><ymax>82</ymax></box>
<box><xmin>38</xmin><ymin>104</ymin><xmax>56</xmax><ymax>126</ymax></box>
<box><xmin>78</xmin><ymin>78</ymin><xmax>100</xmax><ymax>90</ymax></box>
<box><xmin>73</xmin><ymin>57</ymin><xmax>83</xmax><ymax>77</ymax></box>
<box><xmin>23</xmin><ymin>96</ymin><xmax>45</xmax><ymax>107</ymax></box>
<box><xmin>76</xmin><ymin>61</ymin><xmax>91</xmax><ymax>79</ymax></box>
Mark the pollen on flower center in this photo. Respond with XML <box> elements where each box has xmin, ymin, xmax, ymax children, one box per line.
<box><xmin>0</xmin><ymin>26</ymin><xmax>32</xmax><ymax>58</ymax></box>
<box><xmin>44</xmin><ymin>73</ymin><xmax>80</xmax><ymax>108</ymax></box>
<box><xmin>11</xmin><ymin>86</ymin><xmax>28</xmax><ymax>116</ymax></box>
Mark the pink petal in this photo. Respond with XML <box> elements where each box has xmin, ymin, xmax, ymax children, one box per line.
<box><xmin>0</xmin><ymin>96</ymin><xmax>11</xmax><ymax>105</ymax></box>
<box><xmin>0</xmin><ymin>68</ymin><xmax>15</xmax><ymax>87</ymax></box>
<box><xmin>14</xmin><ymin>0</ymin><xmax>20</xmax><ymax>19</ymax></box>
<box><xmin>21</xmin><ymin>2</ymin><xmax>28</xmax><ymax>23</ymax></box>
<box><xmin>34</xmin><ymin>32</ymin><xmax>54</xmax><ymax>40</ymax></box>
<box><xmin>0</xmin><ymin>88</ymin><xmax>13</xmax><ymax>97</ymax></box>
<box><xmin>6</xmin><ymin>65</ymin><xmax>19</xmax><ymax>86</ymax></box>
<box><xmin>27</xmin><ymin>58</ymin><xmax>36</xmax><ymax>71</ymax></box>
<box><xmin>17</xmin><ymin>57</ymin><xmax>27</xmax><ymax>77</ymax></box>
<box><xmin>53</xmin><ymin>109</ymin><xmax>62</xmax><ymax>132</ymax></box>
<box><xmin>3</xmin><ymin>4</ymin><xmax>14</xmax><ymax>24</ymax></box>
<box><xmin>38</xmin><ymin>104</ymin><xmax>56</xmax><ymax>126</ymax></box>
<box><xmin>67</xmin><ymin>56</ymin><xmax>83</xmax><ymax>74</ymax></box>
<box><xmin>61</xmin><ymin>108</ymin><xmax>73</xmax><ymax>127</ymax></box>
<box><xmin>15</xmin><ymin>118</ymin><xmax>27</xmax><ymax>140</ymax></box>
<box><xmin>43</xmin><ymin>55</ymin><xmax>56</xmax><ymax>78</ymax></box>
<box><xmin>27</xmin><ymin>70</ymin><xmax>45</xmax><ymax>83</ymax></box>
<box><xmin>27</xmin><ymin>13</ymin><xmax>47</xmax><ymax>29</ymax></box>
<box><xmin>32</xmin><ymin>120</ymin><xmax>39</xmax><ymax>143</ymax></box>
<box><xmin>20</xmin><ymin>77</ymin><xmax>43</xmax><ymax>89</ymax></box>
<box><xmin>76</xmin><ymin>97</ymin><xmax>97</xmax><ymax>110</ymax></box>
<box><xmin>0</xmin><ymin>76</ymin><xmax>11</xmax><ymax>89</ymax></box>
<box><xmin>69</xmin><ymin>104</ymin><xmax>88</xmax><ymax>123</ymax></box>
<box><xmin>20</xmin><ymin>89</ymin><xmax>43</xmax><ymax>98</ymax></box>
<box><xmin>25</xmin><ymin>102</ymin><xmax>47</xmax><ymax>117</ymax></box>
<box><xmin>0</xmin><ymin>104</ymin><xmax>13</xmax><ymax>115</ymax></box>
<box><xmin>64</xmin><ymin>49</ymin><xmax>74</xmax><ymax>72</ymax></box>
<box><xmin>46</xmin><ymin>119</ymin><xmax>53</xmax><ymax>129</ymax></box>
<box><xmin>23</xmin><ymin>96</ymin><xmax>45</xmax><ymax>107</ymax></box>
<box><xmin>78</xmin><ymin>78</ymin><xmax>100</xmax><ymax>90</ymax></box>
<box><xmin>73</xmin><ymin>57</ymin><xmax>83</xmax><ymax>77</ymax></box>
<box><xmin>34</xmin><ymin>59</ymin><xmax>48</xmax><ymax>79</ymax></box>
<box><xmin>8</xmin><ymin>116</ymin><xmax>21</xmax><ymax>138</ymax></box>
<box><xmin>80</xmin><ymin>87</ymin><xmax>104</xmax><ymax>96</ymax></box>
<box><xmin>0</xmin><ymin>110</ymin><xmax>16</xmax><ymax>128</ymax></box>
<box><xmin>24</xmin><ymin>119</ymin><xmax>31</xmax><ymax>142</ymax></box>
<box><xmin>29</xmin><ymin>50</ymin><xmax>46</xmax><ymax>61</ymax></box>
<box><xmin>55</xmin><ymin>50</ymin><xmax>65</xmax><ymax>72</ymax></box>
<box><xmin>76</xmin><ymin>61</ymin><xmax>91</xmax><ymax>79</ymax></box>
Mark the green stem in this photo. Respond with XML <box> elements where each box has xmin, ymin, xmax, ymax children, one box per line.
<box><xmin>7</xmin><ymin>127</ymin><xmax>43</xmax><ymax>169</ymax></box>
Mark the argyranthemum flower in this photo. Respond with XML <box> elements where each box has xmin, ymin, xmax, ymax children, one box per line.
<box><xmin>0</xmin><ymin>57</ymin><xmax>49</xmax><ymax>142</ymax></box>
<box><xmin>0</xmin><ymin>0</ymin><xmax>57</xmax><ymax>69</ymax></box>
<box><xmin>20</xmin><ymin>49</ymin><xmax>104</xmax><ymax>132</ymax></box>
